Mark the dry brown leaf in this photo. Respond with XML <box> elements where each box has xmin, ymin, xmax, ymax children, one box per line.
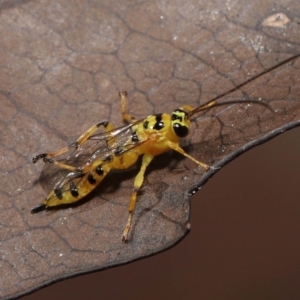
<box><xmin>0</xmin><ymin>0</ymin><xmax>300</xmax><ymax>299</ymax></box>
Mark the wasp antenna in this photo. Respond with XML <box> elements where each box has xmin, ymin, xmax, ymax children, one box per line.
<box><xmin>31</xmin><ymin>203</ymin><xmax>47</xmax><ymax>214</ymax></box>
<box><xmin>188</xmin><ymin>99</ymin><xmax>272</xmax><ymax>119</ymax></box>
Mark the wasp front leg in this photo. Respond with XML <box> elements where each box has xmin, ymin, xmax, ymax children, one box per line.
<box><xmin>119</xmin><ymin>91</ymin><xmax>137</xmax><ymax>124</ymax></box>
<box><xmin>168</xmin><ymin>141</ymin><xmax>210</xmax><ymax>171</ymax></box>
<box><xmin>33</xmin><ymin>121</ymin><xmax>114</xmax><ymax>169</ymax></box>
<box><xmin>122</xmin><ymin>153</ymin><xmax>154</xmax><ymax>242</ymax></box>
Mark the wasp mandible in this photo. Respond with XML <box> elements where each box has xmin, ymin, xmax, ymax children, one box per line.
<box><xmin>32</xmin><ymin>92</ymin><xmax>269</xmax><ymax>242</ymax></box>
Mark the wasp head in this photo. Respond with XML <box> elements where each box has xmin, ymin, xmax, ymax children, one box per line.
<box><xmin>171</xmin><ymin>109</ymin><xmax>190</xmax><ymax>138</ymax></box>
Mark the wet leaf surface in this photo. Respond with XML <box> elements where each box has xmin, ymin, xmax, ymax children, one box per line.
<box><xmin>0</xmin><ymin>0</ymin><xmax>300</xmax><ymax>299</ymax></box>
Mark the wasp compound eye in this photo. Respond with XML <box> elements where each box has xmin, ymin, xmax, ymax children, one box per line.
<box><xmin>173</xmin><ymin>122</ymin><xmax>189</xmax><ymax>137</ymax></box>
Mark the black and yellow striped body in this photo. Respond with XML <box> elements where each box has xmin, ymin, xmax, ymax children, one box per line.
<box><xmin>33</xmin><ymin>109</ymin><xmax>191</xmax><ymax>210</ymax></box>
<box><xmin>32</xmin><ymin>91</ymin><xmax>266</xmax><ymax>241</ymax></box>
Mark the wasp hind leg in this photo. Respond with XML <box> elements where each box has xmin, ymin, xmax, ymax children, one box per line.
<box><xmin>33</xmin><ymin>121</ymin><xmax>114</xmax><ymax>167</ymax></box>
<box><xmin>122</xmin><ymin>153</ymin><xmax>154</xmax><ymax>242</ymax></box>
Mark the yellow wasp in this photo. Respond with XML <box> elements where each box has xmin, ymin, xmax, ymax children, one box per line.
<box><xmin>32</xmin><ymin>92</ymin><xmax>268</xmax><ymax>242</ymax></box>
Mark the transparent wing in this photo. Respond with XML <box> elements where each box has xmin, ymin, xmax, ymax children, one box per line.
<box><xmin>40</xmin><ymin>119</ymin><xmax>147</xmax><ymax>194</ymax></box>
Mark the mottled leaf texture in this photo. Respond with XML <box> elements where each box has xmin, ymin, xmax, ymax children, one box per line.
<box><xmin>0</xmin><ymin>0</ymin><xmax>300</xmax><ymax>299</ymax></box>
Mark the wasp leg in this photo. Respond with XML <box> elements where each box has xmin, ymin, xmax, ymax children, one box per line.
<box><xmin>34</xmin><ymin>156</ymin><xmax>87</xmax><ymax>173</ymax></box>
<box><xmin>119</xmin><ymin>91</ymin><xmax>137</xmax><ymax>124</ymax></box>
<box><xmin>42</xmin><ymin>158</ymin><xmax>79</xmax><ymax>171</ymax></box>
<box><xmin>122</xmin><ymin>153</ymin><xmax>154</xmax><ymax>242</ymax></box>
<box><xmin>33</xmin><ymin>121</ymin><xmax>114</xmax><ymax>164</ymax></box>
<box><xmin>168</xmin><ymin>141</ymin><xmax>210</xmax><ymax>171</ymax></box>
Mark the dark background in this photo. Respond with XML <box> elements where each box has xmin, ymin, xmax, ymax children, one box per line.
<box><xmin>21</xmin><ymin>126</ymin><xmax>300</xmax><ymax>299</ymax></box>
